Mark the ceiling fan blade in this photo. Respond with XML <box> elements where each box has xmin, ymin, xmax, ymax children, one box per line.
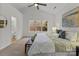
<box><xmin>37</xmin><ymin>6</ymin><xmax>39</xmax><ymax>10</ymax></box>
<box><xmin>37</xmin><ymin>3</ymin><xmax>47</xmax><ymax>6</ymax></box>
<box><xmin>28</xmin><ymin>4</ymin><xmax>34</xmax><ymax>7</ymax></box>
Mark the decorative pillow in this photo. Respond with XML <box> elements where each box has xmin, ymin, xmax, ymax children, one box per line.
<box><xmin>58</xmin><ymin>31</ymin><xmax>66</xmax><ymax>39</ymax></box>
<box><xmin>47</xmin><ymin>32</ymin><xmax>59</xmax><ymax>40</ymax></box>
<box><xmin>66</xmin><ymin>31</ymin><xmax>77</xmax><ymax>42</ymax></box>
<box><xmin>71</xmin><ymin>33</ymin><xmax>77</xmax><ymax>42</ymax></box>
<box><xmin>56</xmin><ymin>29</ymin><xmax>66</xmax><ymax>39</ymax></box>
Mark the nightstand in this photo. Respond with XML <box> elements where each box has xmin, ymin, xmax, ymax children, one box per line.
<box><xmin>71</xmin><ymin>42</ymin><xmax>79</xmax><ymax>56</ymax></box>
<box><xmin>25</xmin><ymin>39</ymin><xmax>32</xmax><ymax>55</ymax></box>
<box><xmin>71</xmin><ymin>42</ymin><xmax>79</xmax><ymax>50</ymax></box>
<box><xmin>76</xmin><ymin>46</ymin><xmax>79</xmax><ymax>56</ymax></box>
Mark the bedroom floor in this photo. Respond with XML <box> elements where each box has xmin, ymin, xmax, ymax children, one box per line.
<box><xmin>0</xmin><ymin>38</ymin><xmax>28</xmax><ymax>56</ymax></box>
<box><xmin>0</xmin><ymin>37</ymin><xmax>76</xmax><ymax>56</ymax></box>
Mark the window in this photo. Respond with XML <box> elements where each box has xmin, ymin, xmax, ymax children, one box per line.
<box><xmin>29</xmin><ymin>20</ymin><xmax>48</xmax><ymax>32</ymax></box>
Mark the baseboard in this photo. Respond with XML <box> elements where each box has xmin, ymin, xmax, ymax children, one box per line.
<box><xmin>0</xmin><ymin>36</ymin><xmax>23</xmax><ymax>50</ymax></box>
<box><xmin>0</xmin><ymin>42</ymin><xmax>11</xmax><ymax>50</ymax></box>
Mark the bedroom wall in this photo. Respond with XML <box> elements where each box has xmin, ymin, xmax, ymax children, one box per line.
<box><xmin>22</xmin><ymin>3</ymin><xmax>79</xmax><ymax>36</ymax></box>
<box><xmin>22</xmin><ymin>7</ymin><xmax>57</xmax><ymax>36</ymax></box>
<box><xmin>0</xmin><ymin>4</ymin><xmax>23</xmax><ymax>49</ymax></box>
<box><xmin>58</xmin><ymin>4</ymin><xmax>79</xmax><ymax>32</ymax></box>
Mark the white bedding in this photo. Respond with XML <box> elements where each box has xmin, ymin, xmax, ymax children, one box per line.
<box><xmin>28</xmin><ymin>33</ymin><xmax>55</xmax><ymax>56</ymax></box>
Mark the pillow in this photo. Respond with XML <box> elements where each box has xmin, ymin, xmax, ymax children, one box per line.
<box><xmin>56</xmin><ymin>30</ymin><xmax>66</xmax><ymax>39</ymax></box>
<box><xmin>47</xmin><ymin>31</ymin><xmax>59</xmax><ymax>39</ymax></box>
<box><xmin>71</xmin><ymin>32</ymin><xmax>77</xmax><ymax>42</ymax></box>
<box><xmin>66</xmin><ymin>31</ymin><xmax>77</xmax><ymax>42</ymax></box>
<box><xmin>56</xmin><ymin>30</ymin><xmax>62</xmax><ymax>34</ymax></box>
<box><xmin>76</xmin><ymin>32</ymin><xmax>79</xmax><ymax>42</ymax></box>
<box><xmin>58</xmin><ymin>31</ymin><xmax>66</xmax><ymax>39</ymax></box>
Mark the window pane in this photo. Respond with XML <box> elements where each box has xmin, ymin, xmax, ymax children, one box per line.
<box><xmin>29</xmin><ymin>20</ymin><xmax>48</xmax><ymax>32</ymax></box>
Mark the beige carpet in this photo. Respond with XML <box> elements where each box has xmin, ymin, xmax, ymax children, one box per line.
<box><xmin>0</xmin><ymin>38</ymin><xmax>28</xmax><ymax>56</ymax></box>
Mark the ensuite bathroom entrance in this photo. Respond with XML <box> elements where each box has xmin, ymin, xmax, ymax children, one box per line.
<box><xmin>11</xmin><ymin>16</ymin><xmax>17</xmax><ymax>43</ymax></box>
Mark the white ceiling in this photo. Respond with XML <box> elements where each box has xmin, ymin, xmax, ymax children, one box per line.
<box><xmin>10</xmin><ymin>3</ymin><xmax>79</xmax><ymax>14</ymax></box>
<box><xmin>10</xmin><ymin>3</ymin><xmax>30</xmax><ymax>10</ymax></box>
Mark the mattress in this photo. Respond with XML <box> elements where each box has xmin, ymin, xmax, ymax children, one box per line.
<box><xmin>28</xmin><ymin>32</ymin><xmax>55</xmax><ymax>56</ymax></box>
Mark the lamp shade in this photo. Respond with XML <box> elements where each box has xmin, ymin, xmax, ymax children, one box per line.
<box><xmin>52</xmin><ymin>27</ymin><xmax>57</xmax><ymax>32</ymax></box>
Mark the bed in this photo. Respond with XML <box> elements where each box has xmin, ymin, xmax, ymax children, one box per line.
<box><xmin>27</xmin><ymin>32</ymin><xmax>55</xmax><ymax>56</ymax></box>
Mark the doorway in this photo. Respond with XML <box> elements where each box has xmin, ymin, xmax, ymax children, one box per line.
<box><xmin>11</xmin><ymin>16</ymin><xmax>17</xmax><ymax>43</ymax></box>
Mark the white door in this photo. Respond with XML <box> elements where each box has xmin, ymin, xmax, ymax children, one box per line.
<box><xmin>11</xmin><ymin>16</ymin><xmax>17</xmax><ymax>42</ymax></box>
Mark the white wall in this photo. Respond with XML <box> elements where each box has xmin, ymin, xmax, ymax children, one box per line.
<box><xmin>0</xmin><ymin>3</ymin><xmax>78</xmax><ymax>50</ymax></box>
<box><xmin>57</xmin><ymin>4</ymin><xmax>79</xmax><ymax>32</ymax></box>
<box><xmin>22</xmin><ymin>7</ymin><xmax>56</xmax><ymax>36</ymax></box>
<box><xmin>0</xmin><ymin>4</ymin><xmax>23</xmax><ymax>49</ymax></box>
<box><xmin>22</xmin><ymin>4</ymin><xmax>79</xmax><ymax>36</ymax></box>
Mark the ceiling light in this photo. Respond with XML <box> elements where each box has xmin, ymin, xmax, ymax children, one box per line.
<box><xmin>34</xmin><ymin>4</ymin><xmax>38</xmax><ymax>7</ymax></box>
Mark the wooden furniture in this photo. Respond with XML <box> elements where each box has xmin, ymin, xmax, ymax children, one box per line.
<box><xmin>70</xmin><ymin>42</ymin><xmax>79</xmax><ymax>56</ymax></box>
<box><xmin>25</xmin><ymin>34</ymin><xmax>37</xmax><ymax>55</ymax></box>
<box><xmin>76</xmin><ymin>46</ymin><xmax>79</xmax><ymax>56</ymax></box>
<box><xmin>25</xmin><ymin>39</ymin><xmax>32</xmax><ymax>55</ymax></box>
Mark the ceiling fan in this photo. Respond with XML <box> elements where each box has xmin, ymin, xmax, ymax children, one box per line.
<box><xmin>28</xmin><ymin>3</ymin><xmax>47</xmax><ymax>10</ymax></box>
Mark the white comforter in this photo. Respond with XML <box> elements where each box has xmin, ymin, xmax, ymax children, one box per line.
<box><xmin>28</xmin><ymin>33</ymin><xmax>55</xmax><ymax>56</ymax></box>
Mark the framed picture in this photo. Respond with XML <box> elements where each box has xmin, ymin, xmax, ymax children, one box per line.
<box><xmin>62</xmin><ymin>7</ymin><xmax>79</xmax><ymax>27</ymax></box>
<box><xmin>0</xmin><ymin>16</ymin><xmax>7</xmax><ymax>28</ymax></box>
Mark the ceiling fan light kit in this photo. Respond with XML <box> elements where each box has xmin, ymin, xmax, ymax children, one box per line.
<box><xmin>28</xmin><ymin>3</ymin><xmax>47</xmax><ymax>10</ymax></box>
<box><xmin>34</xmin><ymin>3</ymin><xmax>38</xmax><ymax>7</ymax></box>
